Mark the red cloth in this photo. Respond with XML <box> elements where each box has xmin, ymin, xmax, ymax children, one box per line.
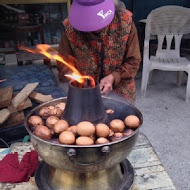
<box><xmin>0</xmin><ymin>150</ymin><xmax>39</xmax><ymax>183</ymax></box>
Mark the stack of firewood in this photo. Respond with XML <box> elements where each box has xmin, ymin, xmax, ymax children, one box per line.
<box><xmin>0</xmin><ymin>82</ymin><xmax>53</xmax><ymax>128</ymax></box>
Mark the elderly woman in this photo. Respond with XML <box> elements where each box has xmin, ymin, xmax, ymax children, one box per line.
<box><xmin>57</xmin><ymin>0</ymin><xmax>141</xmax><ymax>103</ymax></box>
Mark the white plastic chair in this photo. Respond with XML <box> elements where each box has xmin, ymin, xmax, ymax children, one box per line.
<box><xmin>141</xmin><ymin>6</ymin><xmax>190</xmax><ymax>101</ymax></box>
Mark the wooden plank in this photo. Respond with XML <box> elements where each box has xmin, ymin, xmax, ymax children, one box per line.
<box><xmin>129</xmin><ymin>133</ymin><xmax>176</xmax><ymax>190</ymax></box>
<box><xmin>0</xmin><ymin>108</ymin><xmax>10</xmax><ymax>124</ymax></box>
<box><xmin>135</xmin><ymin>132</ymin><xmax>150</xmax><ymax>147</ymax></box>
<box><xmin>0</xmin><ymin>86</ymin><xmax>13</xmax><ymax>109</ymax></box>
<box><xmin>127</xmin><ymin>146</ymin><xmax>161</xmax><ymax>168</ymax></box>
<box><xmin>29</xmin><ymin>91</ymin><xmax>53</xmax><ymax>104</ymax></box>
<box><xmin>17</xmin><ymin>97</ymin><xmax>32</xmax><ymax>111</ymax></box>
<box><xmin>0</xmin><ymin>111</ymin><xmax>25</xmax><ymax>128</ymax></box>
<box><xmin>151</xmin><ymin>187</ymin><xmax>176</xmax><ymax>190</ymax></box>
<box><xmin>7</xmin><ymin>104</ymin><xmax>17</xmax><ymax>114</ymax></box>
<box><xmin>11</xmin><ymin>82</ymin><xmax>39</xmax><ymax>108</ymax></box>
<box><xmin>132</xmin><ymin>170</ymin><xmax>176</xmax><ymax>190</ymax></box>
<box><xmin>8</xmin><ymin>96</ymin><xmax>33</xmax><ymax>114</ymax></box>
<box><xmin>134</xmin><ymin>165</ymin><xmax>165</xmax><ymax>176</ymax></box>
<box><xmin>0</xmin><ymin>182</ymin><xmax>38</xmax><ymax>190</ymax></box>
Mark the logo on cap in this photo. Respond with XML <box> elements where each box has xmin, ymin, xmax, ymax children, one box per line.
<box><xmin>97</xmin><ymin>9</ymin><xmax>113</xmax><ymax>19</ymax></box>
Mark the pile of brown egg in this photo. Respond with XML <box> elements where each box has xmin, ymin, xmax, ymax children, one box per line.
<box><xmin>28</xmin><ymin>102</ymin><xmax>140</xmax><ymax>146</ymax></box>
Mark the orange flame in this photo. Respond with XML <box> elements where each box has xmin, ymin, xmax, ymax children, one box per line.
<box><xmin>19</xmin><ymin>44</ymin><xmax>95</xmax><ymax>87</ymax></box>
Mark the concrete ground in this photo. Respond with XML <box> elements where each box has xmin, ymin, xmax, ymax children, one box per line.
<box><xmin>53</xmin><ymin>67</ymin><xmax>190</xmax><ymax>190</ymax></box>
<box><xmin>135</xmin><ymin>70</ymin><xmax>190</xmax><ymax>190</ymax></box>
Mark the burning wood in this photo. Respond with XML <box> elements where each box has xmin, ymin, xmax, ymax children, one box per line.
<box><xmin>71</xmin><ymin>79</ymin><xmax>92</xmax><ymax>88</ymax></box>
<box><xmin>83</xmin><ymin>79</ymin><xmax>91</xmax><ymax>88</ymax></box>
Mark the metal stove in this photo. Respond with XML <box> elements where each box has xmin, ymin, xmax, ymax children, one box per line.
<box><xmin>25</xmin><ymin>81</ymin><xmax>143</xmax><ymax>190</ymax></box>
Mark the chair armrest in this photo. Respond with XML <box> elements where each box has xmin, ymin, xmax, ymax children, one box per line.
<box><xmin>143</xmin><ymin>39</ymin><xmax>150</xmax><ymax>64</ymax></box>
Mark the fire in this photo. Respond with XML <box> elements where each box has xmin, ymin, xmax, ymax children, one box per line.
<box><xmin>19</xmin><ymin>44</ymin><xmax>95</xmax><ymax>87</ymax></box>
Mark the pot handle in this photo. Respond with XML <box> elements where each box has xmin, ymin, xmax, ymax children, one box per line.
<box><xmin>67</xmin><ymin>146</ymin><xmax>110</xmax><ymax>166</ymax></box>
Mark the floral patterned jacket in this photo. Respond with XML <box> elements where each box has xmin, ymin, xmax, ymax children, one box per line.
<box><xmin>58</xmin><ymin>8</ymin><xmax>141</xmax><ymax>103</ymax></box>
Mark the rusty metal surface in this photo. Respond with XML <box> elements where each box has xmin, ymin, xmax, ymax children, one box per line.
<box><xmin>0</xmin><ymin>133</ymin><xmax>176</xmax><ymax>190</ymax></box>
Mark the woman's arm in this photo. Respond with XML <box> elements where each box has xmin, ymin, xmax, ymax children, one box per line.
<box><xmin>111</xmin><ymin>22</ymin><xmax>141</xmax><ymax>86</ymax></box>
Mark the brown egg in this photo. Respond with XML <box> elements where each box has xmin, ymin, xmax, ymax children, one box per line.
<box><xmin>50</xmin><ymin>128</ymin><xmax>55</xmax><ymax>135</ymax></box>
<box><xmin>106</xmin><ymin>109</ymin><xmax>114</xmax><ymax>114</ymax></box>
<box><xmin>33</xmin><ymin>125</ymin><xmax>52</xmax><ymax>140</ymax></box>
<box><xmin>48</xmin><ymin>106</ymin><xmax>55</xmax><ymax>110</ymax></box>
<box><xmin>39</xmin><ymin>107</ymin><xmax>51</xmax><ymax>118</ymax></box>
<box><xmin>66</xmin><ymin>125</ymin><xmax>78</xmax><ymax>136</ymax></box>
<box><xmin>114</xmin><ymin>132</ymin><xmax>124</xmax><ymax>138</ymax></box>
<box><xmin>96</xmin><ymin>123</ymin><xmax>110</xmax><ymax>138</ymax></box>
<box><xmin>109</xmin><ymin>129</ymin><xmax>114</xmax><ymax>137</ymax></box>
<box><xmin>89</xmin><ymin>134</ymin><xmax>96</xmax><ymax>141</ymax></box>
<box><xmin>95</xmin><ymin>137</ymin><xmax>109</xmax><ymax>144</ymax></box>
<box><xmin>55</xmin><ymin>102</ymin><xmax>66</xmax><ymax>111</ymax></box>
<box><xmin>49</xmin><ymin>107</ymin><xmax>62</xmax><ymax>118</ymax></box>
<box><xmin>124</xmin><ymin>115</ymin><xmax>140</xmax><ymax>129</ymax></box>
<box><xmin>123</xmin><ymin>129</ymin><xmax>134</xmax><ymax>137</ymax></box>
<box><xmin>110</xmin><ymin>119</ymin><xmax>125</xmax><ymax>133</ymax></box>
<box><xmin>28</xmin><ymin>115</ymin><xmax>44</xmax><ymax>128</ymax></box>
<box><xmin>46</xmin><ymin>116</ymin><xmax>59</xmax><ymax>129</ymax></box>
<box><xmin>76</xmin><ymin>136</ymin><xmax>94</xmax><ymax>146</ymax></box>
<box><xmin>111</xmin><ymin>132</ymin><xmax>124</xmax><ymax>142</ymax></box>
<box><xmin>53</xmin><ymin>120</ymin><xmax>69</xmax><ymax>134</ymax></box>
<box><xmin>59</xmin><ymin>131</ymin><xmax>75</xmax><ymax>145</ymax></box>
<box><xmin>77</xmin><ymin>121</ymin><xmax>95</xmax><ymax>136</ymax></box>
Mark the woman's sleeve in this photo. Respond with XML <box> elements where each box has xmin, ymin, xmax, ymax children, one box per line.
<box><xmin>111</xmin><ymin>22</ymin><xmax>141</xmax><ymax>86</ymax></box>
<box><xmin>57</xmin><ymin>30</ymin><xmax>73</xmax><ymax>82</ymax></box>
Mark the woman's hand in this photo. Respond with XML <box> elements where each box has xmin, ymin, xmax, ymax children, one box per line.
<box><xmin>99</xmin><ymin>74</ymin><xmax>114</xmax><ymax>95</ymax></box>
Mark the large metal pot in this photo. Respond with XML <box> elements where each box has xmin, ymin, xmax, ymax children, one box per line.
<box><xmin>25</xmin><ymin>96</ymin><xmax>143</xmax><ymax>173</ymax></box>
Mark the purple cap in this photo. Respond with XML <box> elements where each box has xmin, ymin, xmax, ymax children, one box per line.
<box><xmin>69</xmin><ymin>0</ymin><xmax>115</xmax><ymax>32</ymax></box>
